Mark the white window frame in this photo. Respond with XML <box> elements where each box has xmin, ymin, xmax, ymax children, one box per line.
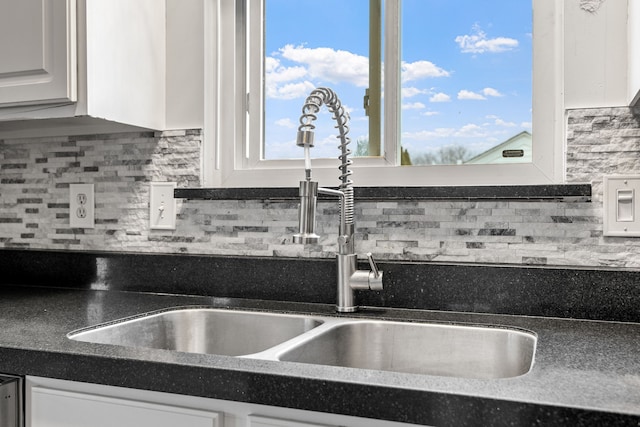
<box><xmin>203</xmin><ymin>0</ymin><xmax>564</xmax><ymax>188</ymax></box>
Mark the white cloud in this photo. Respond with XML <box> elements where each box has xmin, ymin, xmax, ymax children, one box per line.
<box><xmin>457</xmin><ymin>88</ymin><xmax>503</xmax><ymax>101</ymax></box>
<box><xmin>265</xmin><ymin>57</ymin><xmax>308</xmax><ymax>82</ymax></box>
<box><xmin>483</xmin><ymin>114</ymin><xmax>521</xmax><ymax>128</ymax></box>
<box><xmin>265</xmin><ymin>55</ymin><xmax>314</xmax><ymax>99</ymax></box>
<box><xmin>430</xmin><ymin>92</ymin><xmax>451</xmax><ymax>103</ymax></box>
<box><xmin>266</xmin><ymin>80</ymin><xmax>316</xmax><ymax>100</ymax></box>
<box><xmin>422</xmin><ymin>111</ymin><xmax>440</xmax><ymax>117</ymax></box>
<box><xmin>402</xmin><ymin>128</ymin><xmax>456</xmax><ymax>140</ymax></box>
<box><xmin>402</xmin><ymin>60</ymin><xmax>450</xmax><ymax>82</ymax></box>
<box><xmin>458</xmin><ymin>90</ymin><xmax>486</xmax><ymax>100</ymax></box>
<box><xmin>279</xmin><ymin>44</ymin><xmax>369</xmax><ymax>87</ymax></box>
<box><xmin>268</xmin><ymin>66</ymin><xmax>307</xmax><ymax>84</ymax></box>
<box><xmin>402</xmin><ymin>87</ymin><xmax>430</xmax><ymax>98</ymax></box>
<box><xmin>458</xmin><ymin>123</ymin><xmax>486</xmax><ymax>136</ymax></box>
<box><xmin>403</xmin><ymin>123</ymin><xmax>490</xmax><ymax>140</ymax></box>
<box><xmin>266</xmin><ymin>46</ymin><xmax>450</xmax><ymax>102</ymax></box>
<box><xmin>275</xmin><ymin>118</ymin><xmax>296</xmax><ymax>129</ymax></box>
<box><xmin>402</xmin><ymin>102</ymin><xmax>426</xmax><ymax>110</ymax></box>
<box><xmin>494</xmin><ymin>118</ymin><xmax>517</xmax><ymax>127</ymax></box>
<box><xmin>455</xmin><ymin>25</ymin><xmax>519</xmax><ymax>54</ymax></box>
<box><xmin>265</xmin><ymin>57</ymin><xmax>279</xmax><ymax>73</ymax></box>
<box><xmin>482</xmin><ymin>87</ymin><xmax>503</xmax><ymax>97</ymax></box>
<box><xmin>350</xmin><ymin>113</ymin><xmax>369</xmax><ymax>122</ymax></box>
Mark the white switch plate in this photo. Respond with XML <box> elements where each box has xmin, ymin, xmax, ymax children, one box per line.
<box><xmin>69</xmin><ymin>183</ymin><xmax>95</xmax><ymax>228</ymax></box>
<box><xmin>150</xmin><ymin>182</ymin><xmax>177</xmax><ymax>230</ymax></box>
<box><xmin>603</xmin><ymin>175</ymin><xmax>640</xmax><ymax>237</ymax></box>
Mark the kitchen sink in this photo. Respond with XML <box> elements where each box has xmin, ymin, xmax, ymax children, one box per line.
<box><xmin>68</xmin><ymin>308</ymin><xmax>323</xmax><ymax>357</ymax></box>
<box><xmin>277</xmin><ymin>320</ymin><xmax>536</xmax><ymax>379</ymax></box>
<box><xmin>69</xmin><ymin>307</ymin><xmax>536</xmax><ymax>379</ymax></box>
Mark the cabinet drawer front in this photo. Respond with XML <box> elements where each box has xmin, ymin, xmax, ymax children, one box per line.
<box><xmin>30</xmin><ymin>386</ymin><xmax>220</xmax><ymax>427</ymax></box>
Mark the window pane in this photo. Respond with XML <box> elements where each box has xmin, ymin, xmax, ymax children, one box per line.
<box><xmin>263</xmin><ymin>0</ymin><xmax>373</xmax><ymax>160</ymax></box>
<box><xmin>400</xmin><ymin>0</ymin><xmax>532</xmax><ymax>165</ymax></box>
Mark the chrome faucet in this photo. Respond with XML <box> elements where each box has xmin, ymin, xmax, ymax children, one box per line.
<box><xmin>292</xmin><ymin>87</ymin><xmax>383</xmax><ymax>313</ymax></box>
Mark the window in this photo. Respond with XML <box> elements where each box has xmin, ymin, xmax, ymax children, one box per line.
<box><xmin>204</xmin><ymin>0</ymin><xmax>563</xmax><ymax>187</ymax></box>
<box><xmin>262</xmin><ymin>0</ymin><xmax>373</xmax><ymax>160</ymax></box>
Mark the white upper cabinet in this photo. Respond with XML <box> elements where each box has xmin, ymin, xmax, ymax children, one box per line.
<box><xmin>0</xmin><ymin>0</ymin><xmax>76</xmax><ymax>106</ymax></box>
<box><xmin>563</xmin><ymin>0</ymin><xmax>630</xmax><ymax>109</ymax></box>
<box><xmin>630</xmin><ymin>0</ymin><xmax>640</xmax><ymax>106</ymax></box>
<box><xmin>0</xmin><ymin>0</ymin><xmax>189</xmax><ymax>138</ymax></box>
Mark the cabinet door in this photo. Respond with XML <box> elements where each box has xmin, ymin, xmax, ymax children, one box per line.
<box><xmin>29</xmin><ymin>386</ymin><xmax>220</xmax><ymax>427</ymax></box>
<box><xmin>0</xmin><ymin>0</ymin><xmax>76</xmax><ymax>106</ymax></box>
<box><xmin>630</xmin><ymin>0</ymin><xmax>640</xmax><ymax>105</ymax></box>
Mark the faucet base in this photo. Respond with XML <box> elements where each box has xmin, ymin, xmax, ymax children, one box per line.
<box><xmin>292</xmin><ymin>234</ymin><xmax>319</xmax><ymax>244</ymax></box>
<box><xmin>336</xmin><ymin>254</ymin><xmax>357</xmax><ymax>312</ymax></box>
<box><xmin>336</xmin><ymin>305</ymin><xmax>358</xmax><ymax>313</ymax></box>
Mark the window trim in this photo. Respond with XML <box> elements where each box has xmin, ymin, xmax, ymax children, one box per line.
<box><xmin>367</xmin><ymin>0</ymin><xmax>383</xmax><ymax>157</ymax></box>
<box><xmin>203</xmin><ymin>0</ymin><xmax>564</xmax><ymax>188</ymax></box>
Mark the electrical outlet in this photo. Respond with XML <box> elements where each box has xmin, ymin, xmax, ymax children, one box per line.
<box><xmin>150</xmin><ymin>182</ymin><xmax>177</xmax><ymax>230</ymax></box>
<box><xmin>69</xmin><ymin>183</ymin><xmax>95</xmax><ymax>228</ymax></box>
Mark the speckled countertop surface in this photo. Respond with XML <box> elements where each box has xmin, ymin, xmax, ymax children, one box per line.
<box><xmin>0</xmin><ymin>285</ymin><xmax>638</xmax><ymax>426</ymax></box>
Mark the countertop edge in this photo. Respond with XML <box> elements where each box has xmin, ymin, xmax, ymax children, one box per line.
<box><xmin>174</xmin><ymin>184</ymin><xmax>592</xmax><ymax>202</ymax></box>
<box><xmin>2</xmin><ymin>345</ymin><xmax>637</xmax><ymax>427</ymax></box>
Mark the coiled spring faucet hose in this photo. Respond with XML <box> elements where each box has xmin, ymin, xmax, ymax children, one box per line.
<box><xmin>296</xmin><ymin>87</ymin><xmax>354</xmax><ymax>228</ymax></box>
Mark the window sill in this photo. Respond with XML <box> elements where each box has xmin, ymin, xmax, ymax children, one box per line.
<box><xmin>175</xmin><ymin>184</ymin><xmax>592</xmax><ymax>202</ymax></box>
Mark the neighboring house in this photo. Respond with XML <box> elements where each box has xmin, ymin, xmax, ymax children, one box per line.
<box><xmin>465</xmin><ymin>131</ymin><xmax>532</xmax><ymax>164</ymax></box>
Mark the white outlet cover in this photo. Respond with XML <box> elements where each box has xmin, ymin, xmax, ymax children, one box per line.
<box><xmin>150</xmin><ymin>182</ymin><xmax>177</xmax><ymax>230</ymax></box>
<box><xmin>69</xmin><ymin>183</ymin><xmax>95</xmax><ymax>229</ymax></box>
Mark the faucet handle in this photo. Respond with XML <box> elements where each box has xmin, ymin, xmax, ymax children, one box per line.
<box><xmin>365</xmin><ymin>253</ymin><xmax>383</xmax><ymax>291</ymax></box>
<box><xmin>349</xmin><ymin>253</ymin><xmax>384</xmax><ymax>291</ymax></box>
<box><xmin>366</xmin><ymin>253</ymin><xmax>380</xmax><ymax>279</ymax></box>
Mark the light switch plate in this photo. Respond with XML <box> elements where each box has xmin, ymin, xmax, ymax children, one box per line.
<box><xmin>603</xmin><ymin>175</ymin><xmax>640</xmax><ymax>237</ymax></box>
<box><xmin>69</xmin><ymin>183</ymin><xmax>95</xmax><ymax>228</ymax></box>
<box><xmin>150</xmin><ymin>182</ymin><xmax>177</xmax><ymax>230</ymax></box>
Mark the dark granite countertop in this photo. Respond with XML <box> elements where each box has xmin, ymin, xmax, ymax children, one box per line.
<box><xmin>0</xmin><ymin>285</ymin><xmax>638</xmax><ymax>426</ymax></box>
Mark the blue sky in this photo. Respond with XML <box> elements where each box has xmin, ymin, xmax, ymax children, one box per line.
<box><xmin>263</xmin><ymin>0</ymin><xmax>532</xmax><ymax>162</ymax></box>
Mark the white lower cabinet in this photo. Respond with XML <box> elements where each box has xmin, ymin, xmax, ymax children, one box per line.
<box><xmin>26</xmin><ymin>377</ymin><xmax>417</xmax><ymax>427</ymax></box>
<box><xmin>29</xmin><ymin>386</ymin><xmax>220</xmax><ymax>427</ymax></box>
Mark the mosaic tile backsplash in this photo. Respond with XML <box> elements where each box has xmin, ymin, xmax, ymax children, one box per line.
<box><xmin>1</xmin><ymin>107</ymin><xmax>640</xmax><ymax>268</ymax></box>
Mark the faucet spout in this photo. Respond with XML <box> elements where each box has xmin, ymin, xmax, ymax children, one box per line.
<box><xmin>292</xmin><ymin>180</ymin><xmax>320</xmax><ymax>245</ymax></box>
<box><xmin>293</xmin><ymin>87</ymin><xmax>383</xmax><ymax>312</ymax></box>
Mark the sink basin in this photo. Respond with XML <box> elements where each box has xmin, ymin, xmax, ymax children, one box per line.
<box><xmin>68</xmin><ymin>308</ymin><xmax>323</xmax><ymax>357</ymax></box>
<box><xmin>277</xmin><ymin>320</ymin><xmax>536</xmax><ymax>379</ymax></box>
<box><xmin>69</xmin><ymin>307</ymin><xmax>536</xmax><ymax>380</ymax></box>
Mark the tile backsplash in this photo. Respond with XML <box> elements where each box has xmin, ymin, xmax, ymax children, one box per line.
<box><xmin>1</xmin><ymin>107</ymin><xmax>639</xmax><ymax>268</ymax></box>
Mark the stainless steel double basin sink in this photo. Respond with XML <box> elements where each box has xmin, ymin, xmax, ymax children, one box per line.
<box><xmin>68</xmin><ymin>308</ymin><xmax>536</xmax><ymax>380</ymax></box>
